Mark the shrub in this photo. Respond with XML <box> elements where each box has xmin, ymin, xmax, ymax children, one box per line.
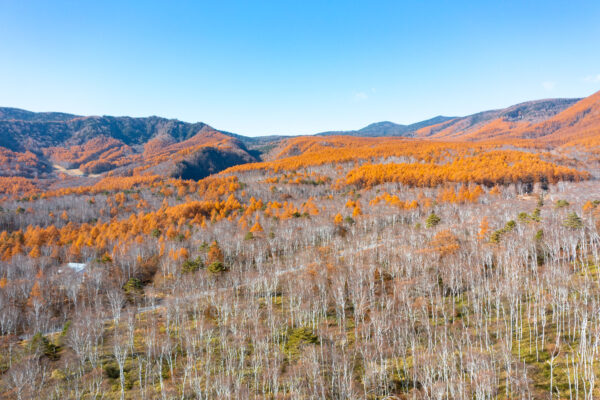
<box><xmin>208</xmin><ymin>261</ymin><xmax>227</xmax><ymax>274</ymax></box>
<box><xmin>564</xmin><ymin>212</ymin><xmax>583</xmax><ymax>229</ymax></box>
<box><xmin>123</xmin><ymin>278</ymin><xmax>143</xmax><ymax>301</ymax></box>
<box><xmin>426</xmin><ymin>213</ymin><xmax>441</xmax><ymax>228</ymax></box>
<box><xmin>283</xmin><ymin>327</ymin><xmax>319</xmax><ymax>359</ymax></box>
<box><xmin>30</xmin><ymin>333</ymin><xmax>60</xmax><ymax>360</ymax></box>
<box><xmin>490</xmin><ymin>219</ymin><xmax>517</xmax><ymax>243</ymax></box>
<box><xmin>104</xmin><ymin>361</ymin><xmax>120</xmax><ymax>379</ymax></box>
<box><xmin>60</xmin><ymin>321</ymin><xmax>71</xmax><ymax>337</ymax></box>
<box><xmin>517</xmin><ymin>212</ymin><xmax>529</xmax><ymax>223</ymax></box>
<box><xmin>535</xmin><ymin>229</ymin><xmax>544</xmax><ymax>241</ymax></box>
<box><xmin>490</xmin><ymin>230</ymin><xmax>503</xmax><ymax>244</ymax></box>
<box><xmin>182</xmin><ymin>257</ymin><xmax>203</xmax><ymax>273</ymax></box>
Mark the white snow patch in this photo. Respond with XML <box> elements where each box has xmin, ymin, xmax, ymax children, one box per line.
<box><xmin>66</xmin><ymin>263</ymin><xmax>87</xmax><ymax>273</ymax></box>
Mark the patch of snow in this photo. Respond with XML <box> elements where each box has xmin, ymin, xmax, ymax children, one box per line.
<box><xmin>66</xmin><ymin>262</ymin><xmax>87</xmax><ymax>273</ymax></box>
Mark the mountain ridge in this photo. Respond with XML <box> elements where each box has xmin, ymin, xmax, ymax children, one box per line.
<box><xmin>315</xmin><ymin>116</ymin><xmax>456</xmax><ymax>137</ymax></box>
<box><xmin>0</xmin><ymin>109</ymin><xmax>260</xmax><ymax>180</ymax></box>
<box><xmin>0</xmin><ymin>92</ymin><xmax>597</xmax><ymax>180</ymax></box>
<box><xmin>0</xmin><ymin>95</ymin><xmax>584</xmax><ymax>145</ymax></box>
<box><xmin>415</xmin><ymin>97</ymin><xmax>582</xmax><ymax>139</ymax></box>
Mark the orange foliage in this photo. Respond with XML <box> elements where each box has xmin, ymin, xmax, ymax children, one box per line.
<box><xmin>0</xmin><ymin>148</ymin><xmax>44</xmax><ymax>177</ymax></box>
<box><xmin>583</xmin><ymin>201</ymin><xmax>597</xmax><ymax>213</ymax></box>
<box><xmin>0</xmin><ymin>177</ymin><xmax>38</xmax><ymax>196</ymax></box>
<box><xmin>489</xmin><ymin>186</ymin><xmax>501</xmax><ymax>196</ymax></box>
<box><xmin>35</xmin><ymin>174</ymin><xmax>239</xmax><ymax>204</ymax></box>
<box><xmin>225</xmin><ymin>136</ymin><xmax>550</xmax><ymax>174</ymax></box>
<box><xmin>208</xmin><ymin>241</ymin><xmax>224</xmax><ymax>265</ymax></box>
<box><xmin>413</xmin><ymin>90</ymin><xmax>600</xmax><ymax>146</ymax></box>
<box><xmin>249</xmin><ymin>221</ymin><xmax>264</xmax><ymax>233</ymax></box>
<box><xmin>263</xmin><ymin>170</ymin><xmax>331</xmax><ymax>185</ymax></box>
<box><xmin>0</xmin><ymin>189</ymin><xmax>246</xmax><ymax>261</ymax></box>
<box><xmin>27</xmin><ymin>281</ymin><xmax>43</xmax><ymax>307</ymax></box>
<box><xmin>45</xmin><ymin>136</ymin><xmax>133</xmax><ymax>173</ymax></box>
<box><xmin>437</xmin><ymin>185</ymin><xmax>484</xmax><ymax>203</ymax></box>
<box><xmin>40</xmin><ymin>175</ymin><xmax>162</xmax><ymax>199</ymax></box>
<box><xmin>334</xmin><ymin>213</ymin><xmax>343</xmax><ymax>225</ymax></box>
<box><xmin>134</xmin><ymin>131</ymin><xmax>234</xmax><ymax>174</ymax></box>
<box><xmin>478</xmin><ymin>217</ymin><xmax>490</xmax><ymax>241</ymax></box>
<box><xmin>28</xmin><ymin>245</ymin><xmax>41</xmax><ymax>258</ymax></box>
<box><xmin>427</xmin><ymin>230</ymin><xmax>460</xmax><ymax>257</ymax></box>
<box><xmin>370</xmin><ymin>193</ymin><xmax>418</xmax><ymax>210</ymax></box>
<box><xmin>345</xmin><ymin>151</ymin><xmax>587</xmax><ymax>188</ymax></box>
<box><xmin>170</xmin><ymin>247</ymin><xmax>189</xmax><ymax>261</ymax></box>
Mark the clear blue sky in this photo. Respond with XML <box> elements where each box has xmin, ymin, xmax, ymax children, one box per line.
<box><xmin>1</xmin><ymin>1</ymin><xmax>599</xmax><ymax>136</ymax></box>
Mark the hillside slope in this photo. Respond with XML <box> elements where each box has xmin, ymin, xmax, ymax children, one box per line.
<box><xmin>518</xmin><ymin>90</ymin><xmax>600</xmax><ymax>144</ymax></box>
<box><xmin>312</xmin><ymin>98</ymin><xmax>580</xmax><ymax>140</ymax></box>
<box><xmin>0</xmin><ymin>109</ymin><xmax>259</xmax><ymax>179</ymax></box>
<box><xmin>413</xmin><ymin>91</ymin><xmax>600</xmax><ymax>144</ymax></box>
<box><xmin>414</xmin><ymin>98</ymin><xmax>581</xmax><ymax>140</ymax></box>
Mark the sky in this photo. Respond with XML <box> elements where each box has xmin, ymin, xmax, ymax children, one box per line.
<box><xmin>0</xmin><ymin>1</ymin><xmax>599</xmax><ymax>137</ymax></box>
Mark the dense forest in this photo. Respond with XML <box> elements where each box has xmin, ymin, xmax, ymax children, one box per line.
<box><xmin>1</xmin><ymin>91</ymin><xmax>600</xmax><ymax>399</ymax></box>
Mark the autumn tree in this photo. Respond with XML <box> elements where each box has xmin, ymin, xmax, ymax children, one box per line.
<box><xmin>478</xmin><ymin>216</ymin><xmax>490</xmax><ymax>240</ymax></box>
<box><xmin>207</xmin><ymin>241</ymin><xmax>226</xmax><ymax>273</ymax></box>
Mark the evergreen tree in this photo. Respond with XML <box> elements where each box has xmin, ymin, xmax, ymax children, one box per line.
<box><xmin>426</xmin><ymin>212</ymin><xmax>441</xmax><ymax>228</ymax></box>
<box><xmin>563</xmin><ymin>212</ymin><xmax>583</xmax><ymax>229</ymax></box>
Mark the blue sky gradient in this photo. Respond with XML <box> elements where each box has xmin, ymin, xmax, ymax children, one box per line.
<box><xmin>1</xmin><ymin>1</ymin><xmax>599</xmax><ymax>136</ymax></box>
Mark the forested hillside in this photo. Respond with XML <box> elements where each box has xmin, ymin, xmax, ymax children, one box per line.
<box><xmin>1</xmin><ymin>91</ymin><xmax>600</xmax><ymax>398</ymax></box>
<box><xmin>0</xmin><ymin>110</ymin><xmax>260</xmax><ymax>181</ymax></box>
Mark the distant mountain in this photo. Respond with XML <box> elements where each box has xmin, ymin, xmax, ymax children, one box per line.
<box><xmin>316</xmin><ymin>116</ymin><xmax>455</xmax><ymax>137</ymax></box>
<box><xmin>0</xmin><ymin>107</ymin><xmax>78</xmax><ymax>122</ymax></box>
<box><xmin>312</xmin><ymin>98</ymin><xmax>581</xmax><ymax>140</ymax></box>
<box><xmin>0</xmin><ymin>111</ymin><xmax>218</xmax><ymax>152</ymax></box>
<box><xmin>414</xmin><ymin>98</ymin><xmax>582</xmax><ymax>140</ymax></box>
